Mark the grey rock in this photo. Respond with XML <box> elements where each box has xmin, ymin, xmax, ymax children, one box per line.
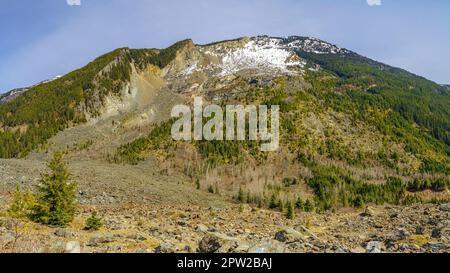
<box><xmin>196</xmin><ymin>224</ymin><xmax>209</xmax><ymax>233</ymax></box>
<box><xmin>366</xmin><ymin>241</ymin><xmax>382</xmax><ymax>253</ymax></box>
<box><xmin>393</xmin><ymin>228</ymin><xmax>410</xmax><ymax>241</ymax></box>
<box><xmin>360</xmin><ymin>206</ymin><xmax>375</xmax><ymax>217</ymax></box>
<box><xmin>431</xmin><ymin>228</ymin><xmax>442</xmax><ymax>238</ymax></box>
<box><xmin>65</xmin><ymin>241</ymin><xmax>81</xmax><ymax>253</ymax></box>
<box><xmin>274</xmin><ymin>227</ymin><xmax>304</xmax><ymax>243</ymax></box>
<box><xmin>0</xmin><ymin>232</ymin><xmax>15</xmax><ymax>245</ymax></box>
<box><xmin>248</xmin><ymin>240</ymin><xmax>285</xmax><ymax>253</ymax></box>
<box><xmin>87</xmin><ymin>235</ymin><xmax>114</xmax><ymax>247</ymax></box>
<box><xmin>127</xmin><ymin>234</ymin><xmax>147</xmax><ymax>242</ymax></box>
<box><xmin>415</xmin><ymin>225</ymin><xmax>425</xmax><ymax>235</ymax></box>
<box><xmin>54</xmin><ymin>229</ymin><xmax>73</xmax><ymax>238</ymax></box>
<box><xmin>439</xmin><ymin>203</ymin><xmax>450</xmax><ymax>212</ymax></box>
<box><xmin>155</xmin><ymin>242</ymin><xmax>175</xmax><ymax>253</ymax></box>
<box><xmin>198</xmin><ymin>235</ymin><xmax>221</xmax><ymax>253</ymax></box>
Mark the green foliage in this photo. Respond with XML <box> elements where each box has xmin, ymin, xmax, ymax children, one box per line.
<box><xmin>269</xmin><ymin>193</ymin><xmax>280</xmax><ymax>209</ymax></box>
<box><xmin>196</xmin><ymin>140</ymin><xmax>245</xmax><ymax>166</ymax></box>
<box><xmin>113</xmin><ymin>119</ymin><xmax>175</xmax><ymax>164</ymax></box>
<box><xmin>286</xmin><ymin>201</ymin><xmax>295</xmax><ymax>220</ymax></box>
<box><xmin>0</xmin><ymin>48</ymin><xmax>130</xmax><ymax>158</ymax></box>
<box><xmin>130</xmin><ymin>39</ymin><xmax>192</xmax><ymax>70</ymax></box>
<box><xmin>295</xmin><ymin>197</ymin><xmax>304</xmax><ymax>210</ymax></box>
<box><xmin>408</xmin><ymin>177</ymin><xmax>449</xmax><ymax>192</ymax></box>
<box><xmin>301</xmin><ymin>52</ymin><xmax>450</xmax><ymax>173</ymax></box>
<box><xmin>237</xmin><ymin>187</ymin><xmax>246</xmax><ymax>203</ymax></box>
<box><xmin>31</xmin><ymin>152</ymin><xmax>77</xmax><ymax>227</ymax></box>
<box><xmin>303</xmin><ymin>199</ymin><xmax>314</xmax><ymax>212</ymax></box>
<box><xmin>85</xmin><ymin>212</ymin><xmax>103</xmax><ymax>231</ymax></box>
<box><xmin>7</xmin><ymin>187</ymin><xmax>36</xmax><ymax>219</ymax></box>
<box><xmin>282</xmin><ymin>177</ymin><xmax>298</xmax><ymax>187</ymax></box>
<box><xmin>307</xmin><ymin>164</ymin><xmax>408</xmax><ymax>210</ymax></box>
<box><xmin>402</xmin><ymin>195</ymin><xmax>423</xmax><ymax>205</ymax></box>
<box><xmin>0</xmin><ymin>40</ymin><xmax>192</xmax><ymax>160</ymax></box>
<box><xmin>195</xmin><ymin>112</ymin><xmax>268</xmax><ymax>167</ymax></box>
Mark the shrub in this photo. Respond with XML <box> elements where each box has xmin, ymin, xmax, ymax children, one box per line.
<box><xmin>7</xmin><ymin>187</ymin><xmax>36</xmax><ymax>219</ymax></box>
<box><xmin>269</xmin><ymin>194</ymin><xmax>280</xmax><ymax>209</ymax></box>
<box><xmin>295</xmin><ymin>197</ymin><xmax>304</xmax><ymax>210</ymax></box>
<box><xmin>85</xmin><ymin>212</ymin><xmax>103</xmax><ymax>231</ymax></box>
<box><xmin>31</xmin><ymin>152</ymin><xmax>77</xmax><ymax>227</ymax></box>
<box><xmin>286</xmin><ymin>201</ymin><xmax>295</xmax><ymax>220</ymax></box>
<box><xmin>303</xmin><ymin>199</ymin><xmax>314</xmax><ymax>212</ymax></box>
<box><xmin>237</xmin><ymin>187</ymin><xmax>246</xmax><ymax>203</ymax></box>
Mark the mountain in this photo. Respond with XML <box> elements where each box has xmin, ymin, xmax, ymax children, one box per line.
<box><xmin>0</xmin><ymin>87</ymin><xmax>30</xmax><ymax>104</ymax></box>
<box><xmin>0</xmin><ymin>36</ymin><xmax>449</xmax><ymax>211</ymax></box>
<box><xmin>0</xmin><ymin>76</ymin><xmax>62</xmax><ymax>104</ymax></box>
<box><xmin>443</xmin><ymin>84</ymin><xmax>450</xmax><ymax>91</ymax></box>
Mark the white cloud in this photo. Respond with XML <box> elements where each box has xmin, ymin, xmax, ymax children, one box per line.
<box><xmin>67</xmin><ymin>0</ymin><xmax>81</xmax><ymax>6</ymax></box>
<box><xmin>367</xmin><ymin>0</ymin><xmax>382</xmax><ymax>6</ymax></box>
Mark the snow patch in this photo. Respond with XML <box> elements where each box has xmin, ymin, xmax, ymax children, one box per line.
<box><xmin>218</xmin><ymin>38</ymin><xmax>305</xmax><ymax>76</ymax></box>
<box><xmin>287</xmin><ymin>38</ymin><xmax>349</xmax><ymax>55</ymax></box>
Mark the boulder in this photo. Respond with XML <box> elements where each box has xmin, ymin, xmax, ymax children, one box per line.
<box><xmin>155</xmin><ymin>242</ymin><xmax>175</xmax><ymax>253</ymax></box>
<box><xmin>431</xmin><ymin>228</ymin><xmax>442</xmax><ymax>238</ymax></box>
<box><xmin>360</xmin><ymin>206</ymin><xmax>375</xmax><ymax>217</ymax></box>
<box><xmin>366</xmin><ymin>241</ymin><xmax>382</xmax><ymax>253</ymax></box>
<box><xmin>248</xmin><ymin>240</ymin><xmax>285</xmax><ymax>253</ymax></box>
<box><xmin>415</xmin><ymin>225</ymin><xmax>425</xmax><ymax>235</ymax></box>
<box><xmin>54</xmin><ymin>229</ymin><xmax>73</xmax><ymax>238</ymax></box>
<box><xmin>392</xmin><ymin>228</ymin><xmax>410</xmax><ymax>241</ymax></box>
<box><xmin>195</xmin><ymin>224</ymin><xmax>209</xmax><ymax>233</ymax></box>
<box><xmin>87</xmin><ymin>235</ymin><xmax>114</xmax><ymax>247</ymax></box>
<box><xmin>65</xmin><ymin>241</ymin><xmax>81</xmax><ymax>253</ymax></box>
<box><xmin>198</xmin><ymin>235</ymin><xmax>221</xmax><ymax>253</ymax></box>
<box><xmin>274</xmin><ymin>228</ymin><xmax>304</xmax><ymax>243</ymax></box>
<box><xmin>439</xmin><ymin>203</ymin><xmax>450</xmax><ymax>212</ymax></box>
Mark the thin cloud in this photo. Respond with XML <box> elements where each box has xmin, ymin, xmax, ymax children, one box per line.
<box><xmin>67</xmin><ymin>0</ymin><xmax>81</xmax><ymax>6</ymax></box>
<box><xmin>367</xmin><ymin>0</ymin><xmax>382</xmax><ymax>6</ymax></box>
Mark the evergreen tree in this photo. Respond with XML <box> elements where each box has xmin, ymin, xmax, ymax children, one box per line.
<box><xmin>85</xmin><ymin>212</ymin><xmax>103</xmax><ymax>231</ymax></box>
<box><xmin>237</xmin><ymin>187</ymin><xmax>246</xmax><ymax>203</ymax></box>
<box><xmin>295</xmin><ymin>197</ymin><xmax>304</xmax><ymax>210</ymax></box>
<box><xmin>269</xmin><ymin>193</ymin><xmax>279</xmax><ymax>209</ymax></box>
<box><xmin>304</xmin><ymin>199</ymin><xmax>314</xmax><ymax>212</ymax></box>
<box><xmin>31</xmin><ymin>152</ymin><xmax>77</xmax><ymax>227</ymax></box>
<box><xmin>286</xmin><ymin>201</ymin><xmax>295</xmax><ymax>220</ymax></box>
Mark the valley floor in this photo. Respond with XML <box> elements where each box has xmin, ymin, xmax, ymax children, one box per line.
<box><xmin>0</xmin><ymin>201</ymin><xmax>449</xmax><ymax>253</ymax></box>
<box><xmin>0</xmin><ymin>157</ymin><xmax>449</xmax><ymax>253</ymax></box>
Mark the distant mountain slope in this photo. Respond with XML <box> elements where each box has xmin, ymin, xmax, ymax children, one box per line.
<box><xmin>0</xmin><ymin>87</ymin><xmax>30</xmax><ymax>104</ymax></box>
<box><xmin>0</xmin><ymin>36</ymin><xmax>448</xmax><ymax>175</ymax></box>
<box><xmin>0</xmin><ymin>76</ymin><xmax>63</xmax><ymax>104</ymax></box>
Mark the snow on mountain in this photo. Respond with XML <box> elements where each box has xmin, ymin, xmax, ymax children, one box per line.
<box><xmin>216</xmin><ymin>37</ymin><xmax>306</xmax><ymax>76</ymax></box>
<box><xmin>178</xmin><ymin>36</ymin><xmax>350</xmax><ymax>79</ymax></box>
<box><xmin>285</xmin><ymin>36</ymin><xmax>350</xmax><ymax>55</ymax></box>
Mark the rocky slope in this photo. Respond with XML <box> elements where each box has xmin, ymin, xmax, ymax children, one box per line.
<box><xmin>1</xmin><ymin>201</ymin><xmax>449</xmax><ymax>253</ymax></box>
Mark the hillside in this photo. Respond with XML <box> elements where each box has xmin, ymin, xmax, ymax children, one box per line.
<box><xmin>0</xmin><ymin>36</ymin><xmax>449</xmax><ymax>253</ymax></box>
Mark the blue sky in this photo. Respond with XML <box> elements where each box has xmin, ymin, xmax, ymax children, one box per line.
<box><xmin>1</xmin><ymin>0</ymin><xmax>450</xmax><ymax>93</ymax></box>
